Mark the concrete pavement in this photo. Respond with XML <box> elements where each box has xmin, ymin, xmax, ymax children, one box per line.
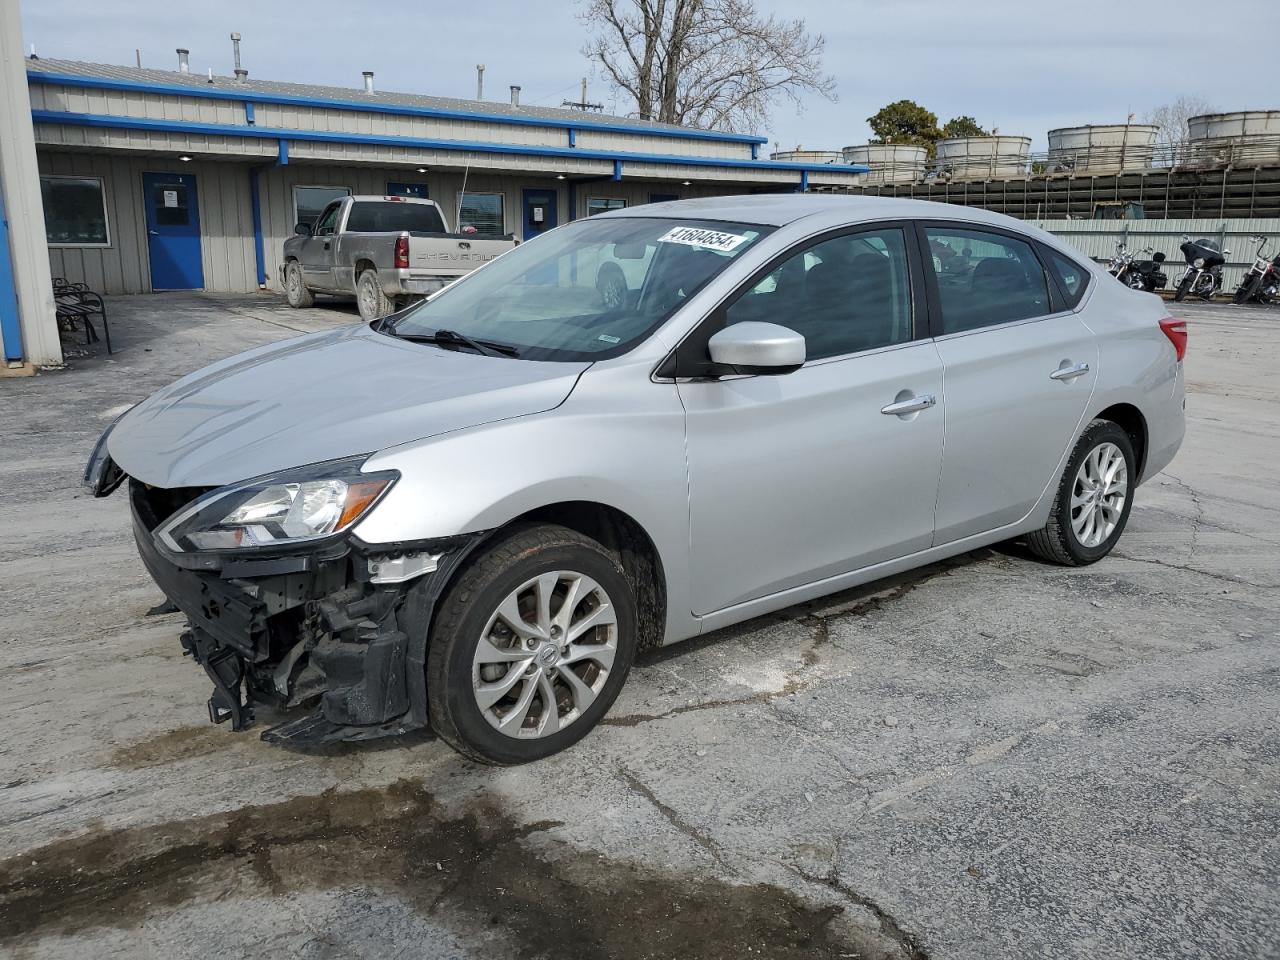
<box><xmin>0</xmin><ymin>293</ymin><xmax>1277</xmax><ymax>959</ymax></box>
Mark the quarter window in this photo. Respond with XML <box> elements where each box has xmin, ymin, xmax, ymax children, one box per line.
<box><xmin>458</xmin><ymin>192</ymin><xmax>505</xmax><ymax>235</ymax></box>
<box><xmin>1042</xmin><ymin>247</ymin><xmax>1089</xmax><ymax>309</ymax></box>
<box><xmin>923</xmin><ymin>227</ymin><xmax>1051</xmax><ymax>333</ymax></box>
<box><xmin>725</xmin><ymin>227</ymin><xmax>914</xmax><ymax>360</ymax></box>
<box><xmin>294</xmin><ymin>186</ymin><xmax>350</xmax><ymax>229</ymax></box>
<box><xmin>40</xmin><ymin>175</ymin><xmax>110</xmax><ymax>246</ymax></box>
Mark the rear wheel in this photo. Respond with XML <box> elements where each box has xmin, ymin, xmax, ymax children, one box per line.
<box><xmin>427</xmin><ymin>524</ymin><xmax>638</xmax><ymax>765</ymax></box>
<box><xmin>597</xmin><ymin>264</ymin><xmax>627</xmax><ymax>310</ymax></box>
<box><xmin>356</xmin><ymin>269</ymin><xmax>393</xmax><ymax>322</ymax></box>
<box><xmin>1026</xmin><ymin>419</ymin><xmax>1135</xmax><ymax>566</ymax></box>
<box><xmin>284</xmin><ymin>261</ymin><xmax>314</xmax><ymax>308</ymax></box>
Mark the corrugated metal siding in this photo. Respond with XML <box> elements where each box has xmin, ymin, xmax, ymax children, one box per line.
<box><xmin>1033</xmin><ymin>217</ymin><xmax>1280</xmax><ymax>288</ymax></box>
<box><xmin>39</xmin><ymin>151</ymin><xmax>257</xmax><ymax>294</ymax></box>
<box><xmin>33</xmin><ymin>83</ymin><xmax>756</xmax><ymax>162</ymax></box>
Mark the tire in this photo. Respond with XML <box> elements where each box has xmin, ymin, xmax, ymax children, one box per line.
<box><xmin>596</xmin><ymin>264</ymin><xmax>628</xmax><ymax>310</ymax></box>
<box><xmin>356</xmin><ymin>269</ymin><xmax>393</xmax><ymax>323</ymax></box>
<box><xmin>1173</xmin><ymin>275</ymin><xmax>1192</xmax><ymax>303</ymax></box>
<box><xmin>1026</xmin><ymin>419</ymin><xmax>1136</xmax><ymax>567</ymax></box>
<box><xmin>1234</xmin><ymin>275</ymin><xmax>1261</xmax><ymax>305</ymax></box>
<box><xmin>427</xmin><ymin>523</ymin><xmax>639</xmax><ymax>765</ymax></box>
<box><xmin>284</xmin><ymin>261</ymin><xmax>314</xmax><ymax>308</ymax></box>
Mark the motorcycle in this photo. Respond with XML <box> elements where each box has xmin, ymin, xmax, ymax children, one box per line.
<box><xmin>1173</xmin><ymin>236</ymin><xmax>1229</xmax><ymax>302</ymax></box>
<box><xmin>1232</xmin><ymin>235</ymin><xmax>1280</xmax><ymax>305</ymax></box>
<box><xmin>1107</xmin><ymin>241</ymin><xmax>1167</xmax><ymax>292</ymax></box>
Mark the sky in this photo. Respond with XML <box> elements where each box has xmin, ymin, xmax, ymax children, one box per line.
<box><xmin>18</xmin><ymin>0</ymin><xmax>1268</xmax><ymax>153</ymax></box>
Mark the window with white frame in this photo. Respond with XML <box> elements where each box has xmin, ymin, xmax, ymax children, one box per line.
<box><xmin>458</xmin><ymin>192</ymin><xmax>505</xmax><ymax>236</ymax></box>
<box><xmin>587</xmin><ymin>197</ymin><xmax>626</xmax><ymax>216</ymax></box>
<box><xmin>40</xmin><ymin>176</ymin><xmax>110</xmax><ymax>246</ymax></box>
<box><xmin>293</xmin><ymin>185</ymin><xmax>351</xmax><ymax>229</ymax></box>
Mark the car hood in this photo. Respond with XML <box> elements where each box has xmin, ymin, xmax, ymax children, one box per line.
<box><xmin>109</xmin><ymin>324</ymin><xmax>588</xmax><ymax>488</ymax></box>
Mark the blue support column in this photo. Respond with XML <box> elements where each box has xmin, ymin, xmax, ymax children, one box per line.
<box><xmin>277</xmin><ymin>139</ymin><xmax>289</xmax><ymax>165</ymax></box>
<box><xmin>0</xmin><ymin>188</ymin><xmax>23</xmax><ymax>362</ymax></box>
<box><xmin>568</xmin><ymin>128</ymin><xmax>577</xmax><ymax>147</ymax></box>
<box><xmin>249</xmin><ymin>166</ymin><xmax>267</xmax><ymax>287</ymax></box>
<box><xmin>613</xmin><ymin>159</ymin><xmax>622</xmax><ymax>181</ymax></box>
<box><xmin>799</xmin><ymin>170</ymin><xmax>809</xmax><ymax>192</ymax></box>
<box><xmin>244</xmin><ymin>101</ymin><xmax>256</xmax><ymax>125</ymax></box>
<box><xmin>751</xmin><ymin>143</ymin><xmax>759</xmax><ymax>160</ymax></box>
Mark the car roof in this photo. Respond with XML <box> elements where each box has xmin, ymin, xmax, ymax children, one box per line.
<box><xmin>604</xmin><ymin>193</ymin><xmax>1030</xmax><ymax>231</ymax></box>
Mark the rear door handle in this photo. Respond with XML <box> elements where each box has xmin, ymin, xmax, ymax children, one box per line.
<box><xmin>881</xmin><ymin>393</ymin><xmax>937</xmax><ymax>416</ymax></box>
<box><xmin>1050</xmin><ymin>362</ymin><xmax>1090</xmax><ymax>381</ymax></box>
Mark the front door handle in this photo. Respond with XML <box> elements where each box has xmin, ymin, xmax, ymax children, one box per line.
<box><xmin>1050</xmin><ymin>361</ymin><xmax>1091</xmax><ymax>381</ymax></box>
<box><xmin>881</xmin><ymin>393</ymin><xmax>937</xmax><ymax>416</ymax></box>
<box><xmin>148</xmin><ymin>229</ymin><xmax>159</xmax><ymax>236</ymax></box>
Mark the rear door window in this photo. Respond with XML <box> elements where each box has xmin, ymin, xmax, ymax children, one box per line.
<box><xmin>923</xmin><ymin>226</ymin><xmax>1052</xmax><ymax>334</ymax></box>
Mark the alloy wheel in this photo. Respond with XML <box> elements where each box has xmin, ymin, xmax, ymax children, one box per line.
<box><xmin>472</xmin><ymin>571</ymin><xmax>618</xmax><ymax>739</ymax></box>
<box><xmin>1070</xmin><ymin>441</ymin><xmax>1128</xmax><ymax>548</ymax></box>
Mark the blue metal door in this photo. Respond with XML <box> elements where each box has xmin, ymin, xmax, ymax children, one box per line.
<box><xmin>522</xmin><ymin>189</ymin><xmax>557</xmax><ymax>240</ymax></box>
<box><xmin>143</xmin><ymin>172</ymin><xmax>204</xmax><ymax>290</ymax></box>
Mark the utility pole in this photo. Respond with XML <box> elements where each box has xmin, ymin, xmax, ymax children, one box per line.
<box><xmin>562</xmin><ymin>77</ymin><xmax>603</xmax><ymax>113</ymax></box>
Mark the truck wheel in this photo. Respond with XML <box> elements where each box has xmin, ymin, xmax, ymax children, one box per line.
<box><xmin>357</xmin><ymin>269</ymin><xmax>393</xmax><ymax>323</ymax></box>
<box><xmin>284</xmin><ymin>261</ymin><xmax>314</xmax><ymax>308</ymax></box>
<box><xmin>596</xmin><ymin>264</ymin><xmax>627</xmax><ymax>310</ymax></box>
<box><xmin>427</xmin><ymin>523</ymin><xmax>638</xmax><ymax>765</ymax></box>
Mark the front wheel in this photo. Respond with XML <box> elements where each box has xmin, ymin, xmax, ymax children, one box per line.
<box><xmin>1173</xmin><ymin>275</ymin><xmax>1192</xmax><ymax>302</ymax></box>
<box><xmin>284</xmin><ymin>261</ymin><xmax>314</xmax><ymax>308</ymax></box>
<box><xmin>427</xmin><ymin>524</ymin><xmax>638</xmax><ymax>764</ymax></box>
<box><xmin>356</xmin><ymin>269</ymin><xmax>394</xmax><ymax>322</ymax></box>
<box><xmin>1026</xmin><ymin>419</ymin><xmax>1136</xmax><ymax>566</ymax></box>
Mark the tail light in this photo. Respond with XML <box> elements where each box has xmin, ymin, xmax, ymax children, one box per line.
<box><xmin>1160</xmin><ymin>317</ymin><xmax>1187</xmax><ymax>361</ymax></box>
<box><xmin>394</xmin><ymin>235</ymin><xmax>410</xmax><ymax>270</ymax></box>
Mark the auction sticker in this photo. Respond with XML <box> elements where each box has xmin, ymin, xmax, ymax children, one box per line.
<box><xmin>657</xmin><ymin>226</ymin><xmax>749</xmax><ymax>252</ymax></box>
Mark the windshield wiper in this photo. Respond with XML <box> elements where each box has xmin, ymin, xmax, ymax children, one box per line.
<box><xmin>389</xmin><ymin>327</ymin><xmax>519</xmax><ymax>358</ymax></box>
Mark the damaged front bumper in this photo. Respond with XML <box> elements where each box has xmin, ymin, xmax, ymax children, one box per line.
<box><xmin>127</xmin><ymin>479</ymin><xmax>481</xmax><ymax>747</ymax></box>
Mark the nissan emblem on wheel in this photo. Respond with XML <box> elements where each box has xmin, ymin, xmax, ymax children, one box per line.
<box><xmin>85</xmin><ymin>195</ymin><xmax>1186</xmax><ymax>764</ymax></box>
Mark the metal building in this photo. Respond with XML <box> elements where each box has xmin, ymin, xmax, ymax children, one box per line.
<box><xmin>24</xmin><ymin>57</ymin><xmax>866</xmax><ymax>298</ymax></box>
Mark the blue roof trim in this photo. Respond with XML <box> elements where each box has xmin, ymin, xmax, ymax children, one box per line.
<box><xmin>31</xmin><ymin>110</ymin><xmax>870</xmax><ymax>175</ymax></box>
<box><xmin>27</xmin><ymin>70</ymin><xmax>769</xmax><ymax>146</ymax></box>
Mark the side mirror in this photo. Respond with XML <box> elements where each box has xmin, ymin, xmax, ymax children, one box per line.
<box><xmin>707</xmin><ymin>321</ymin><xmax>805</xmax><ymax>375</ymax></box>
<box><xmin>294</xmin><ymin>222</ymin><xmax>312</xmax><ymax>237</ymax></box>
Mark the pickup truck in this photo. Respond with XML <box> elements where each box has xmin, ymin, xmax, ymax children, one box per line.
<box><xmin>281</xmin><ymin>195</ymin><xmax>518</xmax><ymax>321</ymax></box>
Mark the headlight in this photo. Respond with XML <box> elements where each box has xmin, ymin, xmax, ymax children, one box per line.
<box><xmin>1193</xmin><ymin>257</ymin><xmax>1205</xmax><ymax>268</ymax></box>
<box><xmin>156</xmin><ymin>457</ymin><xmax>397</xmax><ymax>553</ymax></box>
<box><xmin>83</xmin><ymin>407</ymin><xmax>133</xmax><ymax>497</ymax></box>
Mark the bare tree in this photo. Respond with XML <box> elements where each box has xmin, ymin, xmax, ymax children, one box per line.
<box><xmin>1144</xmin><ymin>95</ymin><xmax>1217</xmax><ymax>152</ymax></box>
<box><xmin>580</xmin><ymin>0</ymin><xmax>836</xmax><ymax>133</ymax></box>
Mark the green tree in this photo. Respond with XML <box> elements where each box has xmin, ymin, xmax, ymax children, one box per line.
<box><xmin>867</xmin><ymin>99</ymin><xmax>939</xmax><ymax>151</ymax></box>
<box><xmin>941</xmin><ymin>115</ymin><xmax>988</xmax><ymax>139</ymax></box>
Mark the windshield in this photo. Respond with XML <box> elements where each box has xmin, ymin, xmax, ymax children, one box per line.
<box><xmin>387</xmin><ymin>216</ymin><xmax>772</xmax><ymax>361</ymax></box>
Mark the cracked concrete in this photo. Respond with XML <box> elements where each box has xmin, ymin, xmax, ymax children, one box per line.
<box><xmin>1</xmin><ymin>295</ymin><xmax>1278</xmax><ymax>958</ymax></box>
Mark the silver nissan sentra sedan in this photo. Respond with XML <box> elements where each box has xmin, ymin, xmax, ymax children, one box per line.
<box><xmin>85</xmin><ymin>195</ymin><xmax>1186</xmax><ymax>764</ymax></box>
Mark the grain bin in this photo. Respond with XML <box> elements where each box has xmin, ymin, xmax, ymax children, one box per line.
<box><xmin>841</xmin><ymin>144</ymin><xmax>927</xmax><ymax>184</ymax></box>
<box><xmin>933</xmin><ymin>135</ymin><xmax>1030</xmax><ymax>180</ymax></box>
<box><xmin>1187</xmin><ymin>111</ymin><xmax>1280</xmax><ymax>167</ymax></box>
<box><xmin>1046</xmin><ymin>124</ymin><xmax>1159</xmax><ymax>173</ymax></box>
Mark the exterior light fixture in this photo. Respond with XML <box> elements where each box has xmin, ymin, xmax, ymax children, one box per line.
<box><xmin>555</xmin><ymin>174</ymin><xmax>567</xmax><ymax>180</ymax></box>
<box><xmin>681</xmin><ymin>180</ymin><xmax>691</xmax><ymax>186</ymax></box>
<box><xmin>416</xmin><ymin>167</ymin><xmax>427</xmax><ymax>173</ymax></box>
<box><xmin>178</xmin><ymin>155</ymin><xmax>192</xmax><ymax>162</ymax></box>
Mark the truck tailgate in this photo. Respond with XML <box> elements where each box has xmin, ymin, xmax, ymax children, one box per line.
<box><xmin>409</xmin><ymin>235</ymin><xmax>516</xmax><ymax>276</ymax></box>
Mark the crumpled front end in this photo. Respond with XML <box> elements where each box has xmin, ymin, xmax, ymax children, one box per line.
<box><xmin>127</xmin><ymin>479</ymin><xmax>478</xmax><ymax>746</ymax></box>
